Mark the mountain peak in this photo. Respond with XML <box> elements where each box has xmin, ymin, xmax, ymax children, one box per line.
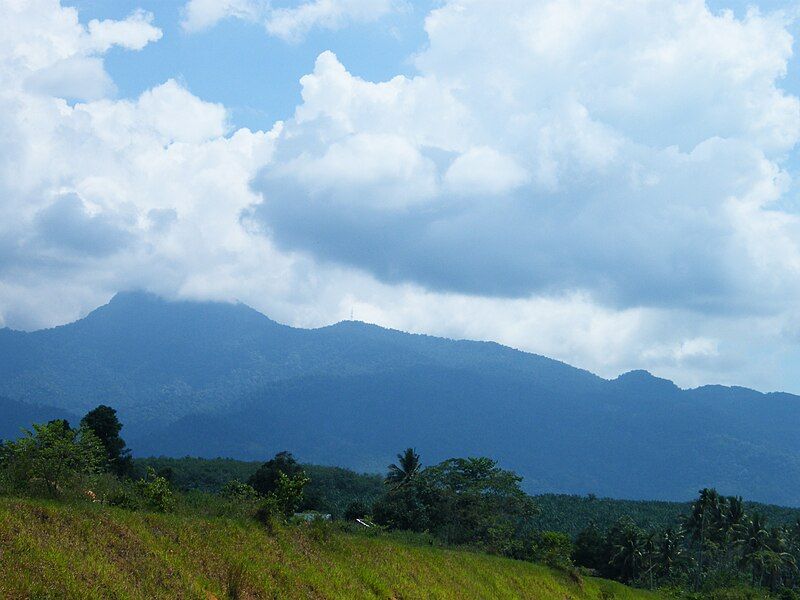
<box><xmin>613</xmin><ymin>369</ymin><xmax>679</xmax><ymax>392</ymax></box>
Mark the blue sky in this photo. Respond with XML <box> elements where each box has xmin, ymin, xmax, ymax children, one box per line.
<box><xmin>5</xmin><ymin>0</ymin><xmax>800</xmax><ymax>393</ymax></box>
<box><xmin>61</xmin><ymin>0</ymin><xmax>800</xmax><ymax>130</ymax></box>
<box><xmin>64</xmin><ymin>0</ymin><xmax>435</xmax><ymax>130</ymax></box>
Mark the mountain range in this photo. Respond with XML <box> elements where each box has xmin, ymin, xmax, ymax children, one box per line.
<box><xmin>1</xmin><ymin>291</ymin><xmax>798</xmax><ymax>505</ymax></box>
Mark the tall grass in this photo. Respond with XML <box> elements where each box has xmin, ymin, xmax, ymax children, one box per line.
<box><xmin>0</xmin><ymin>497</ymin><xmax>659</xmax><ymax>599</ymax></box>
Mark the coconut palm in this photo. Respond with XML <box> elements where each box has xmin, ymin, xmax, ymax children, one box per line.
<box><xmin>612</xmin><ymin>524</ymin><xmax>645</xmax><ymax>583</ymax></box>
<box><xmin>737</xmin><ymin>513</ymin><xmax>770</xmax><ymax>585</ymax></box>
<box><xmin>755</xmin><ymin>549</ymin><xmax>796</xmax><ymax>591</ymax></box>
<box><xmin>657</xmin><ymin>527</ymin><xmax>684</xmax><ymax>580</ymax></box>
<box><xmin>385</xmin><ymin>448</ymin><xmax>422</xmax><ymax>487</ymax></box>
<box><xmin>683</xmin><ymin>488</ymin><xmax>721</xmax><ymax>589</ymax></box>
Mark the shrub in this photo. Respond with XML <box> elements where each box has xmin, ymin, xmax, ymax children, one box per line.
<box><xmin>136</xmin><ymin>468</ymin><xmax>175</xmax><ymax>512</ymax></box>
<box><xmin>529</xmin><ymin>531</ymin><xmax>574</xmax><ymax>570</ymax></box>
<box><xmin>344</xmin><ymin>500</ymin><xmax>369</xmax><ymax>521</ymax></box>
<box><xmin>220</xmin><ymin>480</ymin><xmax>260</xmax><ymax>502</ymax></box>
<box><xmin>0</xmin><ymin>420</ymin><xmax>105</xmax><ymax>498</ymax></box>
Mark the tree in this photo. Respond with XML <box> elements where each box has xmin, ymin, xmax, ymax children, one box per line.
<box><xmin>248</xmin><ymin>451</ymin><xmax>305</xmax><ymax>496</ymax></box>
<box><xmin>422</xmin><ymin>457</ymin><xmax>537</xmax><ymax>552</ymax></box>
<box><xmin>255</xmin><ymin>471</ymin><xmax>310</xmax><ymax>522</ymax></box>
<box><xmin>80</xmin><ymin>405</ymin><xmax>132</xmax><ymax>477</ymax></box>
<box><xmin>344</xmin><ymin>500</ymin><xmax>369</xmax><ymax>521</ymax></box>
<box><xmin>738</xmin><ymin>513</ymin><xmax>770</xmax><ymax>585</ymax></box>
<box><xmin>684</xmin><ymin>488</ymin><xmax>721</xmax><ymax>589</ymax></box>
<box><xmin>573</xmin><ymin>522</ymin><xmax>606</xmax><ymax>571</ymax></box>
<box><xmin>609</xmin><ymin>519</ymin><xmax>646</xmax><ymax>583</ymax></box>
<box><xmin>136</xmin><ymin>467</ymin><xmax>175</xmax><ymax>512</ymax></box>
<box><xmin>656</xmin><ymin>527</ymin><xmax>684</xmax><ymax>581</ymax></box>
<box><xmin>0</xmin><ymin>419</ymin><xmax>105</xmax><ymax>496</ymax></box>
<box><xmin>385</xmin><ymin>448</ymin><xmax>421</xmax><ymax>488</ymax></box>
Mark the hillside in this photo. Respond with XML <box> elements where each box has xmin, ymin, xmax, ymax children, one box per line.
<box><xmin>0</xmin><ymin>497</ymin><xmax>658</xmax><ymax>600</ymax></box>
<box><xmin>1</xmin><ymin>292</ymin><xmax>800</xmax><ymax>505</ymax></box>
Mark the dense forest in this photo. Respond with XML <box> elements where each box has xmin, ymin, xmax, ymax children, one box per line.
<box><xmin>3</xmin><ymin>405</ymin><xmax>800</xmax><ymax>598</ymax></box>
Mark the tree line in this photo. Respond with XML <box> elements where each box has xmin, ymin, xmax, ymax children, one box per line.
<box><xmin>573</xmin><ymin>488</ymin><xmax>800</xmax><ymax>596</ymax></box>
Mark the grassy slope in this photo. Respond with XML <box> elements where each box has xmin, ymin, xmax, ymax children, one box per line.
<box><xmin>0</xmin><ymin>498</ymin><xmax>659</xmax><ymax>600</ymax></box>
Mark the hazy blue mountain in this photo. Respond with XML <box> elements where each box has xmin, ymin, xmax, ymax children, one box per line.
<box><xmin>0</xmin><ymin>396</ymin><xmax>78</xmax><ymax>441</ymax></box>
<box><xmin>1</xmin><ymin>291</ymin><xmax>799</xmax><ymax>505</ymax></box>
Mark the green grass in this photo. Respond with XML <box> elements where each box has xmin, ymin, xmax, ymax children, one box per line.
<box><xmin>0</xmin><ymin>497</ymin><xmax>661</xmax><ymax>600</ymax></box>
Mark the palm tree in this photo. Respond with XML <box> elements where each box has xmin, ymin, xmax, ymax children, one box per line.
<box><xmin>737</xmin><ymin>513</ymin><xmax>770</xmax><ymax>585</ymax></box>
<box><xmin>612</xmin><ymin>525</ymin><xmax>645</xmax><ymax>583</ymax></box>
<box><xmin>755</xmin><ymin>549</ymin><xmax>796</xmax><ymax>591</ymax></box>
<box><xmin>657</xmin><ymin>527</ymin><xmax>684</xmax><ymax>580</ymax></box>
<box><xmin>721</xmin><ymin>496</ymin><xmax>747</xmax><ymax>569</ymax></box>
<box><xmin>385</xmin><ymin>448</ymin><xmax>422</xmax><ymax>488</ymax></box>
<box><xmin>683</xmin><ymin>488</ymin><xmax>721</xmax><ymax>590</ymax></box>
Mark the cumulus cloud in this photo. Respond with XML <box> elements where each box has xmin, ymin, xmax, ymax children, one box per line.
<box><xmin>181</xmin><ymin>0</ymin><xmax>400</xmax><ymax>41</ymax></box>
<box><xmin>250</xmin><ymin>1</ymin><xmax>800</xmax><ymax>314</ymax></box>
<box><xmin>1</xmin><ymin>0</ymin><xmax>161</xmax><ymax>100</ymax></box>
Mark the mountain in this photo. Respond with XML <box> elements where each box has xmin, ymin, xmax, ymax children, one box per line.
<box><xmin>1</xmin><ymin>291</ymin><xmax>799</xmax><ymax>505</ymax></box>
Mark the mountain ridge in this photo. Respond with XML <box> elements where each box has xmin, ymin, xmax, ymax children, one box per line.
<box><xmin>1</xmin><ymin>291</ymin><xmax>798</xmax><ymax>505</ymax></box>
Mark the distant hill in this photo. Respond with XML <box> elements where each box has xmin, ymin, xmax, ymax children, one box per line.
<box><xmin>1</xmin><ymin>291</ymin><xmax>799</xmax><ymax>505</ymax></box>
<box><xmin>0</xmin><ymin>396</ymin><xmax>77</xmax><ymax>442</ymax></box>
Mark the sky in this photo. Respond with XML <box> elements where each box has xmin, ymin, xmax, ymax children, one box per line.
<box><xmin>3</xmin><ymin>0</ymin><xmax>800</xmax><ymax>393</ymax></box>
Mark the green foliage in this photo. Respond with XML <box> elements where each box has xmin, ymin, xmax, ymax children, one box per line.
<box><xmin>220</xmin><ymin>479</ymin><xmax>260</xmax><ymax>502</ymax></box>
<box><xmin>80</xmin><ymin>405</ymin><xmax>133</xmax><ymax>477</ymax></box>
<box><xmin>531</xmin><ymin>494</ymin><xmax>800</xmax><ymax>539</ymax></box>
<box><xmin>133</xmin><ymin>456</ymin><xmax>384</xmax><ymax>519</ymax></box>
<box><xmin>247</xmin><ymin>451</ymin><xmax>305</xmax><ymax>496</ymax></box>
<box><xmin>373</xmin><ymin>453</ymin><xmax>539</xmax><ymax>560</ymax></box>
<box><xmin>570</xmin><ymin>489</ymin><xmax>800</xmax><ymax>598</ymax></box>
<box><xmin>529</xmin><ymin>530</ymin><xmax>575</xmax><ymax>570</ymax></box>
<box><xmin>0</xmin><ymin>419</ymin><xmax>105</xmax><ymax>497</ymax></box>
<box><xmin>344</xmin><ymin>500</ymin><xmax>369</xmax><ymax>521</ymax></box>
<box><xmin>255</xmin><ymin>471</ymin><xmax>310</xmax><ymax>523</ymax></box>
<box><xmin>385</xmin><ymin>448</ymin><xmax>422</xmax><ymax>487</ymax></box>
<box><xmin>136</xmin><ymin>467</ymin><xmax>175</xmax><ymax>512</ymax></box>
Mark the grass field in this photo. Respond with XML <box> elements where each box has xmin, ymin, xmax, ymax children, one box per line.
<box><xmin>0</xmin><ymin>497</ymin><xmax>660</xmax><ymax>599</ymax></box>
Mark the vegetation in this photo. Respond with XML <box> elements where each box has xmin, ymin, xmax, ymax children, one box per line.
<box><xmin>81</xmin><ymin>404</ymin><xmax>133</xmax><ymax>477</ymax></box>
<box><xmin>572</xmin><ymin>489</ymin><xmax>800</xmax><ymax>597</ymax></box>
<box><xmin>3</xmin><ymin>408</ymin><xmax>800</xmax><ymax>599</ymax></box>
<box><xmin>133</xmin><ymin>456</ymin><xmax>384</xmax><ymax>519</ymax></box>
<box><xmin>531</xmin><ymin>495</ymin><xmax>800</xmax><ymax>538</ymax></box>
<box><xmin>0</xmin><ymin>497</ymin><xmax>657</xmax><ymax>600</ymax></box>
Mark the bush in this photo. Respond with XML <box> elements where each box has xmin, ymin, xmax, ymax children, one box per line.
<box><xmin>529</xmin><ymin>531</ymin><xmax>574</xmax><ymax>570</ymax></box>
<box><xmin>220</xmin><ymin>480</ymin><xmax>260</xmax><ymax>501</ymax></box>
<box><xmin>136</xmin><ymin>468</ymin><xmax>175</xmax><ymax>512</ymax></box>
<box><xmin>0</xmin><ymin>420</ymin><xmax>105</xmax><ymax>498</ymax></box>
<box><xmin>345</xmin><ymin>500</ymin><xmax>369</xmax><ymax>521</ymax></box>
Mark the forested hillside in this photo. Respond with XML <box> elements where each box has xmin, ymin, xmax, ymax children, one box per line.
<box><xmin>2</xmin><ymin>292</ymin><xmax>800</xmax><ymax>505</ymax></box>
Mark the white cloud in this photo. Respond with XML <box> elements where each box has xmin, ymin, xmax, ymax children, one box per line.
<box><xmin>180</xmin><ymin>0</ymin><xmax>400</xmax><ymax>41</ymax></box>
<box><xmin>86</xmin><ymin>9</ymin><xmax>162</xmax><ymax>53</ymax></box>
<box><xmin>265</xmin><ymin>0</ymin><xmax>399</xmax><ymax>42</ymax></box>
<box><xmin>0</xmin><ymin>0</ymin><xmax>161</xmax><ymax>100</ymax></box>
<box><xmin>180</xmin><ymin>0</ymin><xmax>267</xmax><ymax>33</ymax></box>
<box><xmin>251</xmin><ymin>1</ymin><xmax>800</xmax><ymax>313</ymax></box>
<box><xmin>25</xmin><ymin>56</ymin><xmax>115</xmax><ymax>100</ymax></box>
